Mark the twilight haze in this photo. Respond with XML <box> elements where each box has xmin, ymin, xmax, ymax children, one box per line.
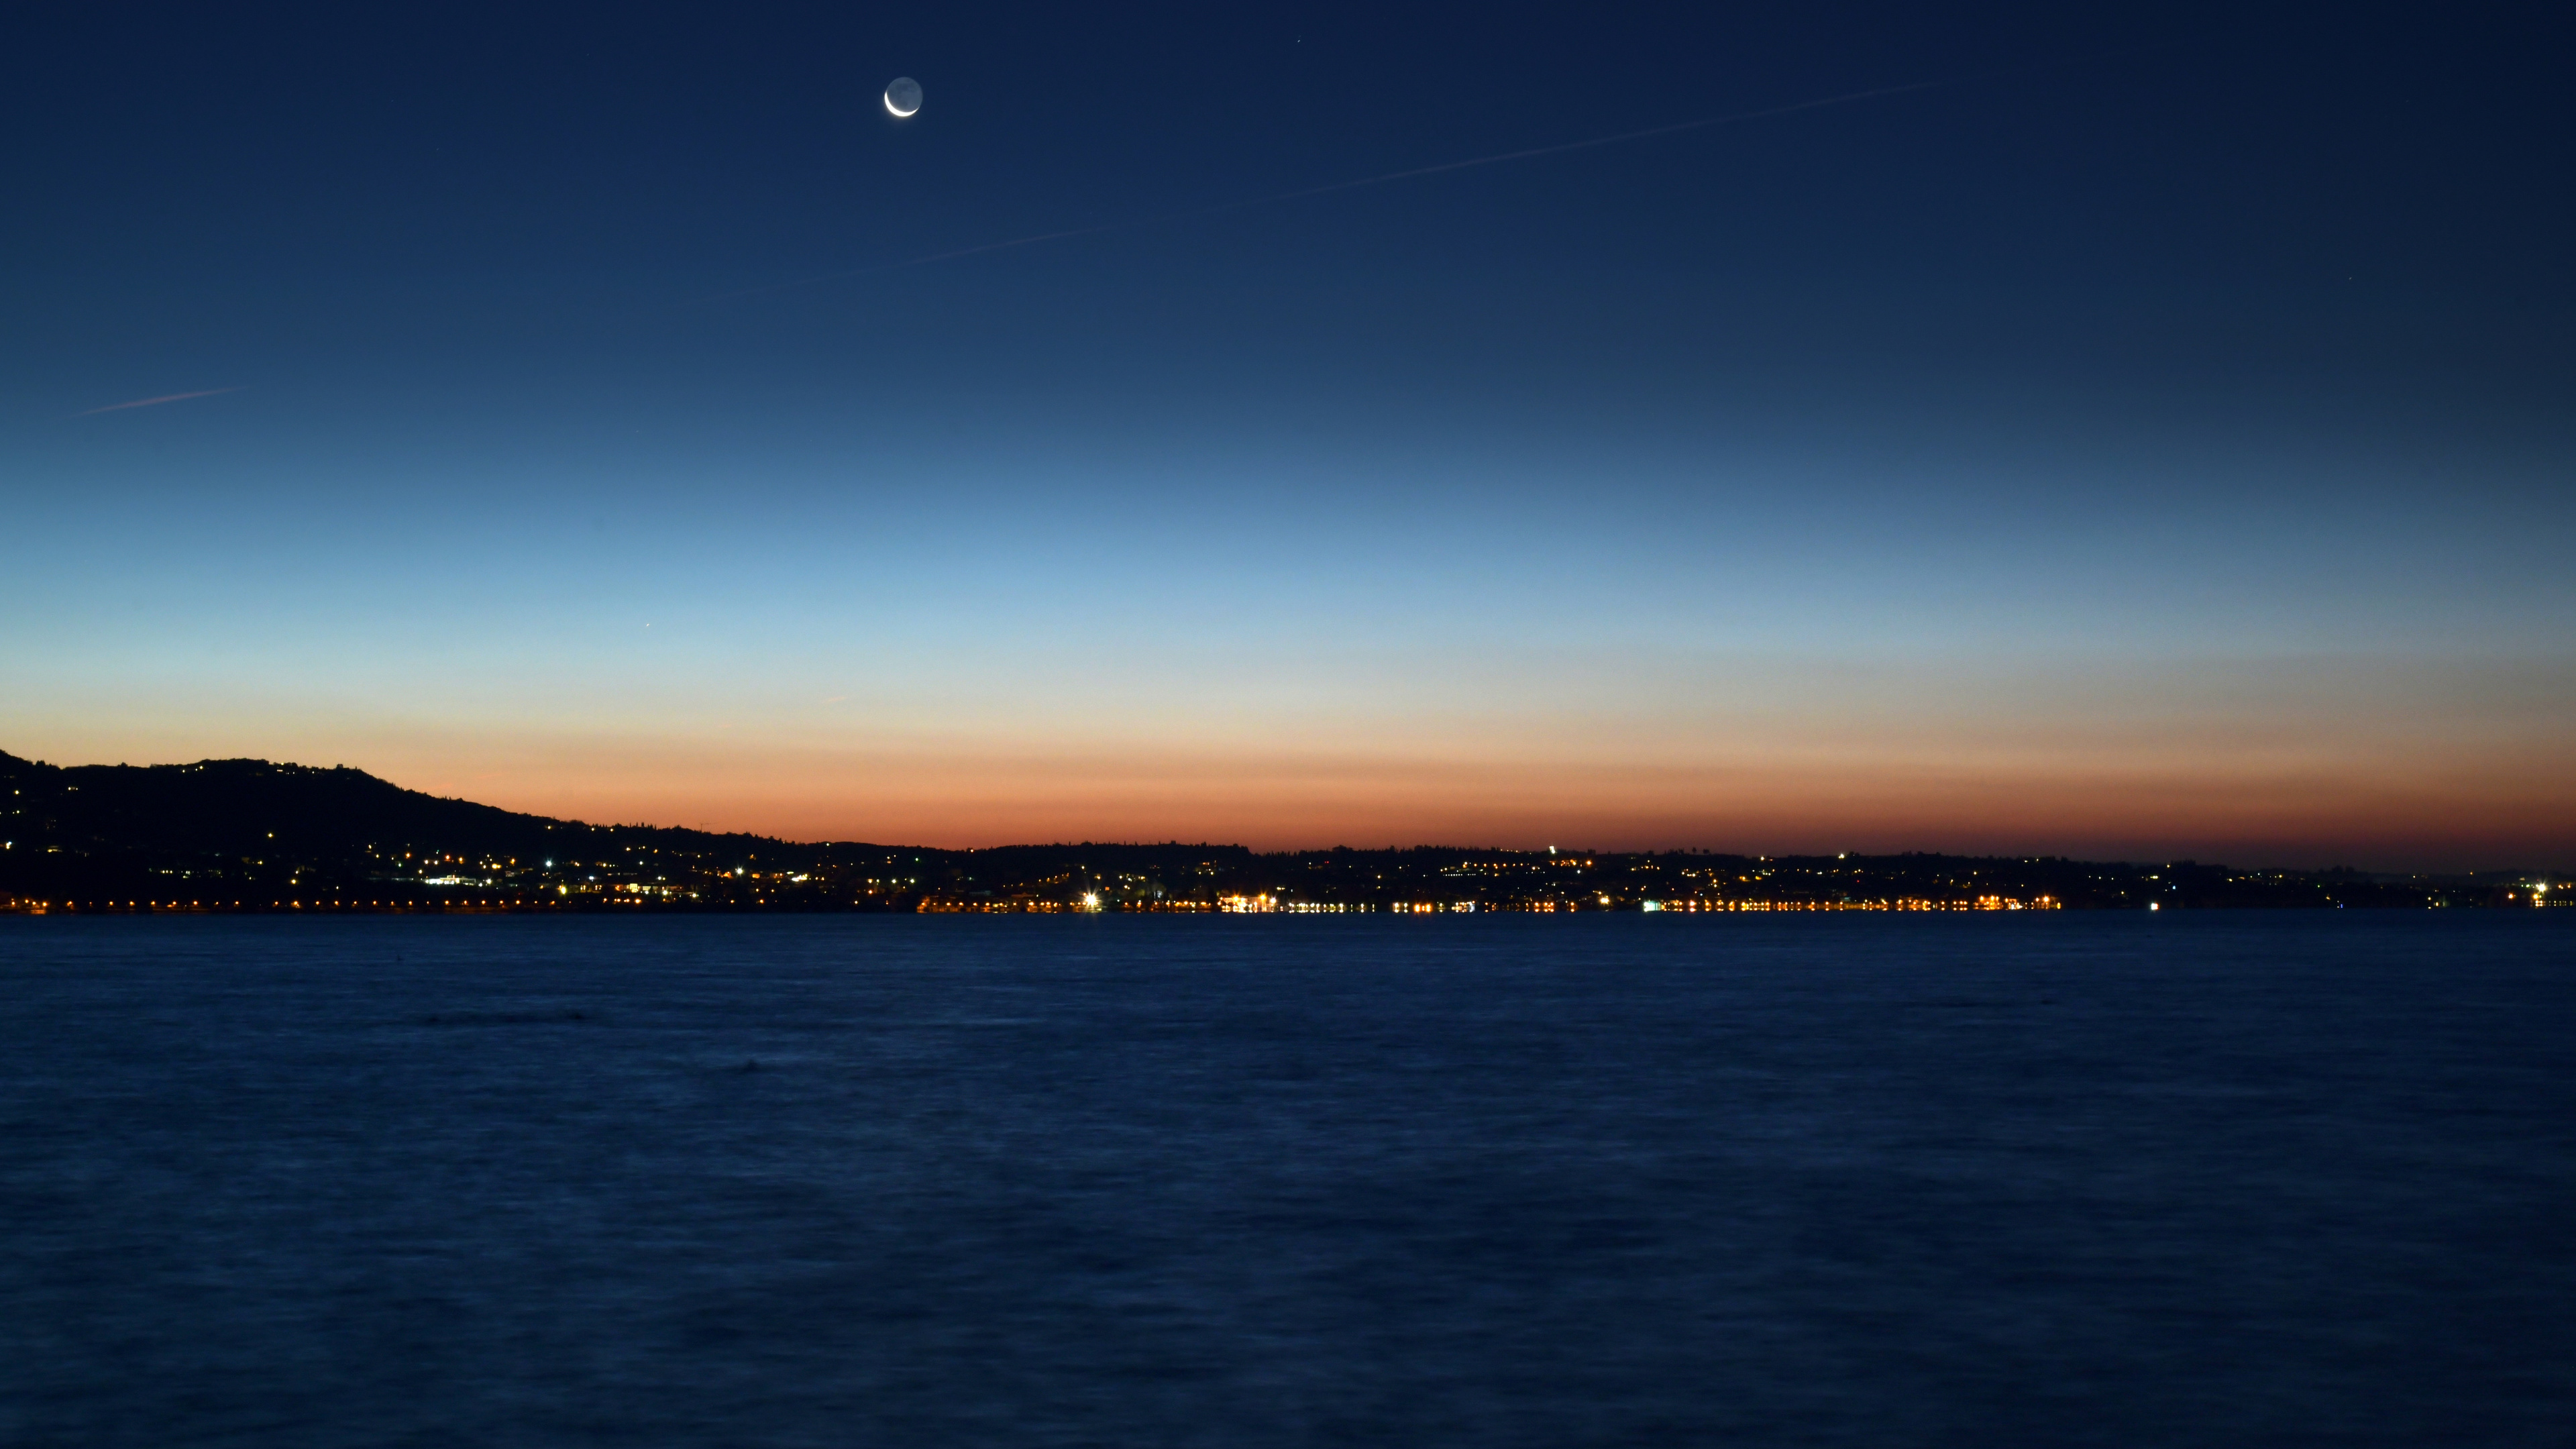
<box><xmin>3</xmin><ymin>3</ymin><xmax>2569</xmax><ymax>869</ymax></box>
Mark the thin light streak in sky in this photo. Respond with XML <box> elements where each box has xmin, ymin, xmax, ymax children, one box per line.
<box><xmin>75</xmin><ymin>388</ymin><xmax>240</xmax><ymax>417</ymax></box>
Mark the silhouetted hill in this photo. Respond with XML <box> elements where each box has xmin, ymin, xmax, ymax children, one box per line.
<box><xmin>1</xmin><ymin>749</ymin><xmax>815</xmax><ymax>854</ymax></box>
<box><xmin>7</xmin><ymin>753</ymin><xmax>546</xmax><ymax>857</ymax></box>
<box><xmin>0</xmin><ymin>749</ymin><xmax>840</xmax><ymax>905</ymax></box>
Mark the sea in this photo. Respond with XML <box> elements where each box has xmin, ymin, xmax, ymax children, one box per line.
<box><xmin>1</xmin><ymin>914</ymin><xmax>2569</xmax><ymax>1446</ymax></box>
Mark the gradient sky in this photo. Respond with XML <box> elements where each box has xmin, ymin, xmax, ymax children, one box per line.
<box><xmin>5</xmin><ymin>2</ymin><xmax>2571</xmax><ymax>868</ymax></box>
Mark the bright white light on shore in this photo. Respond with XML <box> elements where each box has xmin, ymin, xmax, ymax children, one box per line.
<box><xmin>1082</xmin><ymin>892</ymin><xmax>1101</xmax><ymax>910</ymax></box>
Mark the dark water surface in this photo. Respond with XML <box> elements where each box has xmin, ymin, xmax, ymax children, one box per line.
<box><xmin>1</xmin><ymin>914</ymin><xmax>2569</xmax><ymax>1446</ymax></box>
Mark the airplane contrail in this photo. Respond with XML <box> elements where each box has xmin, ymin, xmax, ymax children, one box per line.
<box><xmin>698</xmin><ymin>66</ymin><xmax>2033</xmax><ymax>305</ymax></box>
<box><xmin>76</xmin><ymin>387</ymin><xmax>241</xmax><ymax>416</ymax></box>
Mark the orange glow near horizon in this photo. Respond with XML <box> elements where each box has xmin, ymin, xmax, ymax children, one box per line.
<box><xmin>19</xmin><ymin>723</ymin><xmax>2561</xmax><ymax>873</ymax></box>
<box><xmin>470</xmin><ymin>755</ymin><xmax>2568</xmax><ymax>869</ymax></box>
<box><xmin>11</xmin><ymin>651</ymin><xmax>2571</xmax><ymax>871</ymax></box>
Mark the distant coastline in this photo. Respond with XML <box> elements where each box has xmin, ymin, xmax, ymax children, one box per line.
<box><xmin>3</xmin><ymin>751</ymin><xmax>2565</xmax><ymax>914</ymax></box>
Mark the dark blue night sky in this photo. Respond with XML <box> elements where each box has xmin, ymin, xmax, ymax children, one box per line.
<box><xmin>5</xmin><ymin>3</ymin><xmax>2570</xmax><ymax>866</ymax></box>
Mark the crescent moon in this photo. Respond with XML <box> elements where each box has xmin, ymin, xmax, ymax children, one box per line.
<box><xmin>883</xmin><ymin>77</ymin><xmax>922</xmax><ymax>118</ymax></box>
